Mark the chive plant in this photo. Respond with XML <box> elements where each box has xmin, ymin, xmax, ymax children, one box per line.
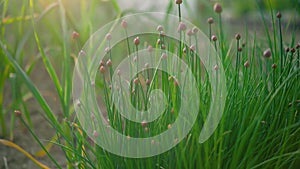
<box><xmin>0</xmin><ymin>0</ymin><xmax>299</xmax><ymax>169</ymax></box>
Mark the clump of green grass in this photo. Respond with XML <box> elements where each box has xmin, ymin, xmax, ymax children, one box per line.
<box><xmin>1</xmin><ymin>0</ymin><xmax>300</xmax><ymax>169</ymax></box>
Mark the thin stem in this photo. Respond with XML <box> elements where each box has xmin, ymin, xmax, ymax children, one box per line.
<box><xmin>278</xmin><ymin>18</ymin><xmax>283</xmax><ymax>76</ymax></box>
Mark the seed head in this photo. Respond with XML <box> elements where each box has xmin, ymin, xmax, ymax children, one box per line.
<box><xmin>121</xmin><ymin>20</ymin><xmax>128</xmax><ymax>28</ymax></box>
<box><xmin>244</xmin><ymin>61</ymin><xmax>250</xmax><ymax>68</ymax></box>
<box><xmin>296</xmin><ymin>43</ymin><xmax>300</xmax><ymax>49</ymax></box>
<box><xmin>235</xmin><ymin>33</ymin><xmax>241</xmax><ymax>40</ymax></box>
<box><xmin>207</xmin><ymin>17</ymin><xmax>214</xmax><ymax>24</ymax></box>
<box><xmin>106</xmin><ymin>33</ymin><xmax>112</xmax><ymax>40</ymax></box>
<box><xmin>168</xmin><ymin>124</ymin><xmax>172</xmax><ymax>129</ymax></box>
<box><xmin>177</xmin><ymin>22</ymin><xmax>187</xmax><ymax>32</ymax></box>
<box><xmin>211</xmin><ymin>35</ymin><xmax>217</xmax><ymax>42</ymax></box>
<box><xmin>263</xmin><ymin>48</ymin><xmax>272</xmax><ymax>58</ymax></box>
<box><xmin>157</xmin><ymin>25</ymin><xmax>164</xmax><ymax>32</ymax></box>
<box><xmin>183</xmin><ymin>47</ymin><xmax>187</xmax><ymax>53</ymax></box>
<box><xmin>276</xmin><ymin>12</ymin><xmax>282</xmax><ymax>19</ymax></box>
<box><xmin>175</xmin><ymin>0</ymin><xmax>182</xmax><ymax>5</ymax></box>
<box><xmin>272</xmin><ymin>63</ymin><xmax>277</xmax><ymax>69</ymax></box>
<box><xmin>72</xmin><ymin>31</ymin><xmax>80</xmax><ymax>39</ymax></box>
<box><xmin>134</xmin><ymin>37</ymin><xmax>140</xmax><ymax>46</ymax></box>
<box><xmin>161</xmin><ymin>44</ymin><xmax>166</xmax><ymax>50</ymax></box>
<box><xmin>99</xmin><ymin>66</ymin><xmax>106</xmax><ymax>74</ymax></box>
<box><xmin>213</xmin><ymin>3</ymin><xmax>223</xmax><ymax>13</ymax></box>
<box><xmin>106</xmin><ymin>59</ymin><xmax>112</xmax><ymax>66</ymax></box>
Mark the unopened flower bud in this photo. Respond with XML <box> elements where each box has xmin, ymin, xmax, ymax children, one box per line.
<box><xmin>244</xmin><ymin>61</ymin><xmax>250</xmax><ymax>68</ymax></box>
<box><xmin>99</xmin><ymin>60</ymin><xmax>105</xmax><ymax>66</ymax></box>
<box><xmin>157</xmin><ymin>25</ymin><xmax>163</xmax><ymax>32</ymax></box>
<box><xmin>177</xmin><ymin>22</ymin><xmax>187</xmax><ymax>32</ymax></box>
<box><xmin>72</xmin><ymin>31</ymin><xmax>80</xmax><ymax>39</ymax></box>
<box><xmin>93</xmin><ymin>130</ymin><xmax>98</xmax><ymax>137</ymax></box>
<box><xmin>235</xmin><ymin>33</ymin><xmax>241</xmax><ymax>40</ymax></box>
<box><xmin>192</xmin><ymin>26</ymin><xmax>199</xmax><ymax>34</ymax></box>
<box><xmin>211</xmin><ymin>35</ymin><xmax>217</xmax><ymax>41</ymax></box>
<box><xmin>133</xmin><ymin>78</ymin><xmax>139</xmax><ymax>84</ymax></box>
<box><xmin>106</xmin><ymin>59</ymin><xmax>112</xmax><ymax>66</ymax></box>
<box><xmin>291</xmin><ymin>48</ymin><xmax>295</xmax><ymax>53</ymax></box>
<box><xmin>238</xmin><ymin>47</ymin><xmax>243</xmax><ymax>52</ymax></box>
<box><xmin>207</xmin><ymin>17</ymin><xmax>214</xmax><ymax>24</ymax></box>
<box><xmin>145</xmin><ymin>63</ymin><xmax>150</xmax><ymax>68</ymax></box>
<box><xmin>276</xmin><ymin>12</ymin><xmax>282</xmax><ymax>19</ymax></box>
<box><xmin>175</xmin><ymin>0</ymin><xmax>182</xmax><ymax>5</ymax></box>
<box><xmin>121</xmin><ymin>20</ymin><xmax>128</xmax><ymax>28</ymax></box>
<box><xmin>263</xmin><ymin>48</ymin><xmax>272</xmax><ymax>58</ymax></box>
<box><xmin>161</xmin><ymin>53</ymin><xmax>168</xmax><ymax>59</ymax></box>
<box><xmin>285</xmin><ymin>47</ymin><xmax>290</xmax><ymax>53</ymax></box>
<box><xmin>134</xmin><ymin>37</ymin><xmax>140</xmax><ymax>46</ymax></box>
<box><xmin>117</xmin><ymin>69</ymin><xmax>121</xmax><ymax>76</ymax></box>
<box><xmin>190</xmin><ymin>44</ymin><xmax>196</xmax><ymax>52</ymax></box>
<box><xmin>141</xmin><ymin>120</ymin><xmax>147</xmax><ymax>128</ymax></box>
<box><xmin>99</xmin><ymin>66</ymin><xmax>106</xmax><ymax>73</ymax></box>
<box><xmin>157</xmin><ymin>39</ymin><xmax>161</xmax><ymax>45</ymax></box>
<box><xmin>15</xmin><ymin>110</ymin><xmax>22</xmax><ymax>116</ymax></box>
<box><xmin>214</xmin><ymin>3</ymin><xmax>222</xmax><ymax>13</ymax></box>
<box><xmin>187</xmin><ymin>29</ymin><xmax>194</xmax><ymax>36</ymax></box>
<box><xmin>147</xmin><ymin>45</ymin><xmax>153</xmax><ymax>52</ymax></box>
<box><xmin>214</xmin><ymin>65</ymin><xmax>219</xmax><ymax>70</ymax></box>
<box><xmin>146</xmin><ymin>79</ymin><xmax>151</xmax><ymax>86</ymax></box>
<box><xmin>106</xmin><ymin>33</ymin><xmax>112</xmax><ymax>40</ymax></box>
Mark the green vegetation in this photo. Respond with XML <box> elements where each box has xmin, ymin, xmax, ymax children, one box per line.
<box><xmin>0</xmin><ymin>0</ymin><xmax>299</xmax><ymax>168</ymax></box>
